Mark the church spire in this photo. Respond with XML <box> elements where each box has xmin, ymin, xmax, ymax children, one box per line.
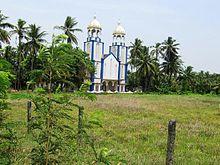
<box><xmin>87</xmin><ymin>15</ymin><xmax>102</xmax><ymax>38</ymax></box>
<box><xmin>113</xmin><ymin>20</ymin><xmax>126</xmax><ymax>45</ymax></box>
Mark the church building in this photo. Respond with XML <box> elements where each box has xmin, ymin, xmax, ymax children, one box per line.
<box><xmin>84</xmin><ymin>16</ymin><xmax>129</xmax><ymax>93</ymax></box>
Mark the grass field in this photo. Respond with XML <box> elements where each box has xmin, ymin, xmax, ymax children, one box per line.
<box><xmin>6</xmin><ymin>93</ymin><xmax>220</xmax><ymax>164</ymax></box>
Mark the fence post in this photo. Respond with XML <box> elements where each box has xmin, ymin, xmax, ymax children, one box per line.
<box><xmin>27</xmin><ymin>101</ymin><xmax>32</xmax><ymax>133</ymax></box>
<box><xmin>166</xmin><ymin>120</ymin><xmax>176</xmax><ymax>165</ymax></box>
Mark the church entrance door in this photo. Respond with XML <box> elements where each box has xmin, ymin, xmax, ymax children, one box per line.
<box><xmin>102</xmin><ymin>81</ymin><xmax>106</xmax><ymax>91</ymax></box>
<box><xmin>108</xmin><ymin>81</ymin><xmax>117</xmax><ymax>92</ymax></box>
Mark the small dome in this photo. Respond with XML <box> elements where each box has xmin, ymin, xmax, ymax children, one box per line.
<box><xmin>87</xmin><ymin>15</ymin><xmax>102</xmax><ymax>30</ymax></box>
<box><xmin>113</xmin><ymin>21</ymin><xmax>126</xmax><ymax>36</ymax></box>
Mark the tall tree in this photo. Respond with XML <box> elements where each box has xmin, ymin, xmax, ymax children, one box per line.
<box><xmin>130</xmin><ymin>38</ymin><xmax>143</xmax><ymax>66</ymax></box>
<box><xmin>150</xmin><ymin>43</ymin><xmax>163</xmax><ymax>90</ymax></box>
<box><xmin>25</xmin><ymin>24</ymin><xmax>46</xmax><ymax>71</ymax></box>
<box><xmin>10</xmin><ymin>19</ymin><xmax>27</xmax><ymax>90</ymax></box>
<box><xmin>130</xmin><ymin>46</ymin><xmax>157</xmax><ymax>92</ymax></box>
<box><xmin>151</xmin><ymin>42</ymin><xmax>163</xmax><ymax>61</ymax></box>
<box><xmin>179</xmin><ymin>66</ymin><xmax>195</xmax><ymax>92</ymax></box>
<box><xmin>0</xmin><ymin>11</ymin><xmax>14</xmax><ymax>48</ymax></box>
<box><xmin>54</xmin><ymin>16</ymin><xmax>82</xmax><ymax>45</ymax></box>
<box><xmin>10</xmin><ymin>19</ymin><xmax>27</xmax><ymax>47</ymax></box>
<box><xmin>161</xmin><ymin>37</ymin><xmax>182</xmax><ymax>84</ymax></box>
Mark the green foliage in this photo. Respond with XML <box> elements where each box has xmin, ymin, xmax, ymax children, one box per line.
<box><xmin>74</xmin><ymin>81</ymin><xmax>96</xmax><ymax>101</ymax></box>
<box><xmin>126</xmin><ymin>71</ymin><xmax>141</xmax><ymax>92</ymax></box>
<box><xmin>0</xmin><ymin>71</ymin><xmax>10</xmax><ymax>97</ymax></box>
<box><xmin>0</xmin><ymin>58</ymin><xmax>12</xmax><ymax>72</ymax></box>
<box><xmin>0</xmin><ymin>71</ymin><xmax>17</xmax><ymax>165</ymax></box>
<box><xmin>29</xmin><ymin>88</ymin><xmax>75</xmax><ymax>164</ymax></box>
<box><xmin>28</xmin><ymin>35</ymin><xmax>95</xmax><ymax>92</ymax></box>
<box><xmin>28</xmin><ymin>84</ymin><xmax>120</xmax><ymax>164</ymax></box>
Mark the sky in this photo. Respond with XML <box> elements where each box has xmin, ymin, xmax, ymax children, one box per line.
<box><xmin>1</xmin><ymin>0</ymin><xmax>220</xmax><ymax>73</ymax></box>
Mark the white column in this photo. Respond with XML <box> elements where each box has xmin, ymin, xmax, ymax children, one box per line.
<box><xmin>98</xmin><ymin>84</ymin><xmax>101</xmax><ymax>92</ymax></box>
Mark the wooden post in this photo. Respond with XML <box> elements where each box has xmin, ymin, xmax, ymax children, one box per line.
<box><xmin>166</xmin><ymin>120</ymin><xmax>176</xmax><ymax>165</ymax></box>
<box><xmin>27</xmin><ymin>101</ymin><xmax>32</xmax><ymax>133</ymax></box>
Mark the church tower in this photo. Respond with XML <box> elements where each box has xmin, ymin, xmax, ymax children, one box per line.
<box><xmin>109</xmin><ymin>21</ymin><xmax>129</xmax><ymax>92</ymax></box>
<box><xmin>84</xmin><ymin>16</ymin><xmax>104</xmax><ymax>92</ymax></box>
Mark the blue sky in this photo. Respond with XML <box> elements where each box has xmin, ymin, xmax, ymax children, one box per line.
<box><xmin>2</xmin><ymin>0</ymin><xmax>220</xmax><ymax>73</ymax></box>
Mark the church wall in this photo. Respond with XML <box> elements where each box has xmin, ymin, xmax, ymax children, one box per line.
<box><xmin>94</xmin><ymin>61</ymin><xmax>101</xmax><ymax>79</ymax></box>
<box><xmin>103</xmin><ymin>55</ymin><xmax>119</xmax><ymax>80</ymax></box>
<box><xmin>121</xmin><ymin>46</ymin><xmax>126</xmax><ymax>64</ymax></box>
<box><xmin>120</xmin><ymin>64</ymin><xmax>125</xmax><ymax>80</ymax></box>
<box><xmin>84</xmin><ymin>41</ymin><xmax>92</xmax><ymax>59</ymax></box>
<box><xmin>110</xmin><ymin>45</ymin><xmax>127</xmax><ymax>64</ymax></box>
<box><xmin>94</xmin><ymin>42</ymin><xmax>103</xmax><ymax>61</ymax></box>
<box><xmin>93</xmin><ymin>78</ymin><xmax>101</xmax><ymax>83</ymax></box>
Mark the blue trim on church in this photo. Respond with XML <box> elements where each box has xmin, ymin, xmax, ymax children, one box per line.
<box><xmin>83</xmin><ymin>42</ymin><xmax>86</xmax><ymax>52</ymax></box>
<box><xmin>117</xmin><ymin>61</ymin><xmax>121</xmax><ymax>91</ymax></box>
<box><xmin>109</xmin><ymin>46</ymin><xmax>111</xmax><ymax>54</ymax></box>
<box><xmin>117</xmin><ymin>45</ymin><xmax>120</xmax><ymax>59</ymax></box>
<box><xmin>125</xmin><ymin>63</ymin><xmax>128</xmax><ymax>83</ymax></box>
<box><xmin>102</xmin><ymin>43</ymin><xmax>104</xmax><ymax>55</ymax></box>
<box><xmin>100</xmin><ymin>58</ymin><xmax>104</xmax><ymax>80</ymax></box>
<box><xmin>103</xmin><ymin>52</ymin><xmax>119</xmax><ymax>61</ymax></box>
<box><xmin>125</xmin><ymin>46</ymin><xmax>128</xmax><ymax>64</ymax></box>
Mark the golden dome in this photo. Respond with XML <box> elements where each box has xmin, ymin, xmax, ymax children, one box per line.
<box><xmin>87</xmin><ymin>15</ymin><xmax>102</xmax><ymax>30</ymax></box>
<box><xmin>113</xmin><ymin>21</ymin><xmax>126</xmax><ymax>36</ymax></box>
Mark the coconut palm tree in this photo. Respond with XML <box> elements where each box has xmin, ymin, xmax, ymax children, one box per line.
<box><xmin>10</xmin><ymin>19</ymin><xmax>27</xmax><ymax>90</ymax></box>
<box><xmin>132</xmin><ymin>46</ymin><xmax>157</xmax><ymax>92</ymax></box>
<box><xmin>161</xmin><ymin>37</ymin><xmax>182</xmax><ymax>84</ymax></box>
<box><xmin>151</xmin><ymin>42</ymin><xmax>163</xmax><ymax>61</ymax></box>
<box><xmin>179</xmin><ymin>66</ymin><xmax>195</xmax><ymax>92</ymax></box>
<box><xmin>25</xmin><ymin>24</ymin><xmax>46</xmax><ymax>71</ymax></box>
<box><xmin>10</xmin><ymin>19</ymin><xmax>27</xmax><ymax>48</ymax></box>
<box><xmin>130</xmin><ymin>39</ymin><xmax>143</xmax><ymax>58</ymax></box>
<box><xmin>0</xmin><ymin>11</ymin><xmax>14</xmax><ymax>48</ymax></box>
<box><xmin>150</xmin><ymin>43</ymin><xmax>163</xmax><ymax>89</ymax></box>
<box><xmin>54</xmin><ymin>16</ymin><xmax>82</xmax><ymax>45</ymax></box>
<box><xmin>129</xmin><ymin>38</ymin><xmax>143</xmax><ymax>73</ymax></box>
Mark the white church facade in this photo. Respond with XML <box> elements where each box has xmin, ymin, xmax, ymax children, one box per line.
<box><xmin>84</xmin><ymin>16</ymin><xmax>129</xmax><ymax>93</ymax></box>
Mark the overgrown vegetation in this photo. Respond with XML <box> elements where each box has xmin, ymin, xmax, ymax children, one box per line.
<box><xmin>0</xmin><ymin>61</ymin><xmax>17</xmax><ymax>164</ymax></box>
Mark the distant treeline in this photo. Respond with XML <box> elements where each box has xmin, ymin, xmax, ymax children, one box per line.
<box><xmin>127</xmin><ymin>38</ymin><xmax>220</xmax><ymax>94</ymax></box>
